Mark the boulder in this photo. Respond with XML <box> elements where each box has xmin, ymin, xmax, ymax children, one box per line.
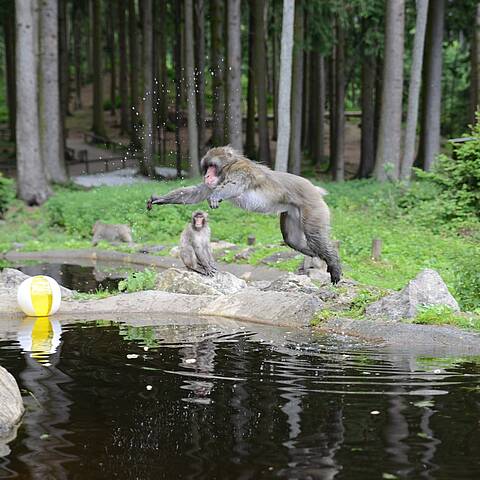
<box><xmin>365</xmin><ymin>269</ymin><xmax>460</xmax><ymax>322</ymax></box>
<box><xmin>155</xmin><ymin>268</ymin><xmax>246</xmax><ymax>295</ymax></box>
<box><xmin>0</xmin><ymin>268</ymin><xmax>74</xmax><ymax>299</ymax></box>
<box><xmin>0</xmin><ymin>366</ymin><xmax>24</xmax><ymax>456</ymax></box>
<box><xmin>199</xmin><ymin>288</ymin><xmax>323</xmax><ymax>327</ymax></box>
<box><xmin>264</xmin><ymin>272</ymin><xmax>319</xmax><ymax>295</ymax></box>
<box><xmin>170</xmin><ymin>241</ymin><xmax>237</xmax><ymax>259</ymax></box>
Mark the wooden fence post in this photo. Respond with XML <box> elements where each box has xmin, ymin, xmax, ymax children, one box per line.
<box><xmin>371</xmin><ymin>238</ymin><xmax>382</xmax><ymax>260</ymax></box>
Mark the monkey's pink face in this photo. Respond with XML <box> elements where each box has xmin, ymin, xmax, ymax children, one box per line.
<box><xmin>193</xmin><ymin>214</ymin><xmax>206</xmax><ymax>229</ymax></box>
<box><xmin>204</xmin><ymin>165</ymin><xmax>220</xmax><ymax>188</ymax></box>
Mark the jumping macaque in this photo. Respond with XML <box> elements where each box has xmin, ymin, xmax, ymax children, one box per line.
<box><xmin>179</xmin><ymin>211</ymin><xmax>217</xmax><ymax>276</ymax></box>
<box><xmin>92</xmin><ymin>221</ymin><xmax>133</xmax><ymax>246</ymax></box>
<box><xmin>147</xmin><ymin>146</ymin><xmax>341</xmax><ymax>283</ymax></box>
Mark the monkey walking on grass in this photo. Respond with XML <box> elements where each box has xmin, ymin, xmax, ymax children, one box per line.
<box><xmin>147</xmin><ymin>146</ymin><xmax>342</xmax><ymax>284</ymax></box>
<box><xmin>179</xmin><ymin>211</ymin><xmax>217</xmax><ymax>276</ymax></box>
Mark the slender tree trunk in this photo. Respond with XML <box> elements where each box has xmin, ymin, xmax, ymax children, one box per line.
<box><xmin>92</xmin><ymin>0</ymin><xmax>106</xmax><ymax>137</ymax></box>
<box><xmin>400</xmin><ymin>0</ymin><xmax>429</xmax><ymax>180</ymax></box>
<box><xmin>185</xmin><ymin>0</ymin><xmax>199</xmax><ymax>175</ymax></box>
<box><xmin>141</xmin><ymin>0</ymin><xmax>155</xmax><ymax>177</ymax></box>
<box><xmin>194</xmin><ymin>0</ymin><xmax>206</xmax><ymax>156</ymax></box>
<box><xmin>174</xmin><ymin>0</ymin><xmax>182</xmax><ymax>177</ymax></box>
<box><xmin>470</xmin><ymin>5</ymin><xmax>480</xmax><ymax>124</ymax></box>
<box><xmin>246</xmin><ymin>4</ymin><xmax>256</xmax><ymax>158</ymax></box>
<box><xmin>329</xmin><ymin>52</ymin><xmax>336</xmax><ymax>170</ymax></box>
<box><xmin>374</xmin><ymin>0</ymin><xmax>405</xmax><ymax>181</ymax></box>
<box><xmin>108</xmin><ymin>0</ymin><xmax>116</xmax><ymax>116</ymax></box>
<box><xmin>118</xmin><ymin>0</ymin><xmax>129</xmax><ymax>135</ymax></box>
<box><xmin>129</xmin><ymin>0</ymin><xmax>140</xmax><ymax>145</ymax></box>
<box><xmin>58</xmin><ymin>0</ymin><xmax>69</xmax><ymax>118</ymax></box>
<box><xmin>253</xmin><ymin>0</ymin><xmax>271</xmax><ymax>165</ymax></box>
<box><xmin>272</xmin><ymin>17</ymin><xmax>279</xmax><ymax>140</ymax></box>
<box><xmin>156</xmin><ymin>0</ymin><xmax>167</xmax><ymax>161</ymax></box>
<box><xmin>275</xmin><ymin>0</ymin><xmax>294</xmax><ymax>172</ymax></box>
<box><xmin>3</xmin><ymin>14</ymin><xmax>16</xmax><ymax>142</ymax></box>
<box><xmin>333</xmin><ymin>19</ymin><xmax>345</xmax><ymax>181</ymax></box>
<box><xmin>374</xmin><ymin>52</ymin><xmax>382</xmax><ymax>155</ymax></box>
<box><xmin>289</xmin><ymin>1</ymin><xmax>303</xmax><ymax>175</ymax></box>
<box><xmin>227</xmin><ymin>0</ymin><xmax>242</xmax><ymax>151</ymax></box>
<box><xmin>39</xmin><ymin>0</ymin><xmax>68</xmax><ymax>184</ymax></box>
<box><xmin>302</xmin><ymin>51</ymin><xmax>310</xmax><ymax>150</ymax></box>
<box><xmin>210</xmin><ymin>0</ymin><xmax>226</xmax><ymax>146</ymax></box>
<box><xmin>73</xmin><ymin>7</ymin><xmax>82</xmax><ymax>110</ymax></box>
<box><xmin>310</xmin><ymin>52</ymin><xmax>325</xmax><ymax>166</ymax></box>
<box><xmin>16</xmin><ymin>0</ymin><xmax>51</xmax><ymax>205</ymax></box>
<box><xmin>87</xmin><ymin>0</ymin><xmax>93</xmax><ymax>80</ymax></box>
<box><xmin>417</xmin><ymin>0</ymin><xmax>445</xmax><ymax>171</ymax></box>
<box><xmin>358</xmin><ymin>54</ymin><xmax>376</xmax><ymax>178</ymax></box>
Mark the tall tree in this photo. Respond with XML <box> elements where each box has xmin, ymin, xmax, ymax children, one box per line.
<box><xmin>210</xmin><ymin>0</ymin><xmax>226</xmax><ymax>146</ymax></box>
<box><xmin>3</xmin><ymin>6</ymin><xmax>16</xmax><ymax>142</ymax></box>
<box><xmin>253</xmin><ymin>0</ymin><xmax>271</xmax><ymax>165</ymax></box>
<box><xmin>174</xmin><ymin>0</ymin><xmax>182</xmax><ymax>177</ymax></box>
<box><xmin>400</xmin><ymin>0</ymin><xmax>429</xmax><ymax>180</ymax></box>
<box><xmin>470</xmin><ymin>4</ymin><xmax>480</xmax><ymax>124</ymax></box>
<box><xmin>58</xmin><ymin>0</ymin><xmax>69</xmax><ymax>121</ymax></box>
<box><xmin>227</xmin><ymin>0</ymin><xmax>242</xmax><ymax>151</ymax></box>
<box><xmin>374</xmin><ymin>0</ymin><xmax>405</xmax><ymax>181</ymax></box>
<box><xmin>333</xmin><ymin>18</ymin><xmax>345</xmax><ymax>181</ymax></box>
<box><xmin>309</xmin><ymin>52</ymin><xmax>326</xmax><ymax>167</ymax></box>
<box><xmin>194</xmin><ymin>0</ymin><xmax>206</xmax><ymax>156</ymax></box>
<box><xmin>141</xmin><ymin>0</ymin><xmax>156</xmax><ymax>177</ymax></box>
<box><xmin>129</xmin><ymin>0</ymin><xmax>140</xmax><ymax>145</ymax></box>
<box><xmin>246</xmin><ymin>4</ymin><xmax>256</xmax><ymax>158</ymax></box>
<box><xmin>118</xmin><ymin>0</ymin><xmax>129</xmax><ymax>135</ymax></box>
<box><xmin>289</xmin><ymin>1</ymin><xmax>304</xmax><ymax>175</ymax></box>
<box><xmin>275</xmin><ymin>0</ymin><xmax>295</xmax><ymax>172</ymax></box>
<box><xmin>185</xmin><ymin>0</ymin><xmax>200</xmax><ymax>175</ymax></box>
<box><xmin>156</xmin><ymin>0</ymin><xmax>168</xmax><ymax>160</ymax></box>
<box><xmin>73</xmin><ymin>3</ymin><xmax>83</xmax><ymax>110</ymax></box>
<box><xmin>108</xmin><ymin>0</ymin><xmax>117</xmax><ymax>116</ymax></box>
<box><xmin>92</xmin><ymin>0</ymin><xmax>106</xmax><ymax>137</ymax></box>
<box><xmin>417</xmin><ymin>0</ymin><xmax>445</xmax><ymax>171</ymax></box>
<box><xmin>39</xmin><ymin>0</ymin><xmax>68</xmax><ymax>184</ymax></box>
<box><xmin>16</xmin><ymin>0</ymin><xmax>51</xmax><ymax>204</ymax></box>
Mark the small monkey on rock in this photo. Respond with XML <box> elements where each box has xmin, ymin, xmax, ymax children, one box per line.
<box><xmin>179</xmin><ymin>211</ymin><xmax>217</xmax><ymax>276</ymax></box>
<box><xmin>148</xmin><ymin>146</ymin><xmax>341</xmax><ymax>284</ymax></box>
<box><xmin>92</xmin><ymin>221</ymin><xmax>133</xmax><ymax>246</ymax></box>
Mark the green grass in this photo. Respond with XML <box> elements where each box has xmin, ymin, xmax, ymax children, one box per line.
<box><xmin>412</xmin><ymin>305</ymin><xmax>480</xmax><ymax>331</ymax></box>
<box><xmin>1</xmin><ymin>178</ymin><xmax>479</xmax><ymax>311</ymax></box>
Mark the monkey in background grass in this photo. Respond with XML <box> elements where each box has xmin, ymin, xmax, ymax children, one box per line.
<box><xmin>148</xmin><ymin>146</ymin><xmax>341</xmax><ymax>284</ymax></box>
<box><xmin>179</xmin><ymin>211</ymin><xmax>217</xmax><ymax>276</ymax></box>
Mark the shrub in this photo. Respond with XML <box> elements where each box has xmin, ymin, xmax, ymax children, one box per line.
<box><xmin>0</xmin><ymin>173</ymin><xmax>14</xmax><ymax>218</ymax></box>
<box><xmin>118</xmin><ymin>269</ymin><xmax>157</xmax><ymax>293</ymax></box>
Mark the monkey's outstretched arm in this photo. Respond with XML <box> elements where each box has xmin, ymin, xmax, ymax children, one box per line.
<box><xmin>208</xmin><ymin>177</ymin><xmax>248</xmax><ymax>209</ymax></box>
<box><xmin>147</xmin><ymin>184</ymin><xmax>211</xmax><ymax>209</ymax></box>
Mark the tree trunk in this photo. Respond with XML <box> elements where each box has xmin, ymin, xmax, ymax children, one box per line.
<box><xmin>289</xmin><ymin>1</ymin><xmax>303</xmax><ymax>175</ymax></box>
<box><xmin>253</xmin><ymin>0</ymin><xmax>271</xmax><ymax>165</ymax></box>
<box><xmin>210</xmin><ymin>0</ymin><xmax>226</xmax><ymax>146</ymax></box>
<box><xmin>302</xmin><ymin>50</ymin><xmax>310</xmax><ymax>150</ymax></box>
<box><xmin>329</xmin><ymin>51</ymin><xmax>336</xmax><ymax>170</ymax></box>
<box><xmin>274</xmin><ymin>0</ymin><xmax>294</xmax><ymax>172</ymax></box>
<box><xmin>3</xmin><ymin>14</ymin><xmax>16</xmax><ymax>142</ymax></box>
<box><xmin>73</xmin><ymin>5</ymin><xmax>82</xmax><ymax>110</ymax></box>
<box><xmin>87</xmin><ymin>0</ymin><xmax>93</xmax><ymax>80</ymax></box>
<box><xmin>227</xmin><ymin>0</ymin><xmax>242</xmax><ymax>151</ymax></box>
<box><xmin>358</xmin><ymin>54</ymin><xmax>376</xmax><ymax>178</ymax></box>
<box><xmin>156</xmin><ymin>0</ymin><xmax>167</xmax><ymax>161</ymax></box>
<box><xmin>58</xmin><ymin>0</ymin><xmax>69</xmax><ymax>118</ymax></box>
<box><xmin>174</xmin><ymin>0</ymin><xmax>182</xmax><ymax>177</ymax></box>
<box><xmin>310</xmin><ymin>52</ymin><xmax>325</xmax><ymax>167</ymax></box>
<box><xmin>272</xmin><ymin>17</ymin><xmax>279</xmax><ymax>140</ymax></box>
<box><xmin>16</xmin><ymin>0</ymin><xmax>51</xmax><ymax>205</ymax></box>
<box><xmin>194</xmin><ymin>0</ymin><xmax>206</xmax><ymax>156</ymax></box>
<box><xmin>118</xmin><ymin>0</ymin><xmax>129</xmax><ymax>135</ymax></box>
<box><xmin>129</xmin><ymin>0</ymin><xmax>140</xmax><ymax>145</ymax></box>
<box><xmin>108</xmin><ymin>0</ymin><xmax>116</xmax><ymax>116</ymax></box>
<box><xmin>417</xmin><ymin>0</ymin><xmax>445</xmax><ymax>171</ymax></box>
<box><xmin>333</xmin><ymin>19</ymin><xmax>345</xmax><ymax>182</ymax></box>
<box><xmin>185</xmin><ymin>0</ymin><xmax>200</xmax><ymax>175</ymax></box>
<box><xmin>470</xmin><ymin>4</ymin><xmax>480</xmax><ymax>124</ymax></box>
<box><xmin>39</xmin><ymin>0</ymin><xmax>68</xmax><ymax>184</ymax></box>
<box><xmin>374</xmin><ymin>0</ymin><xmax>405</xmax><ymax>181</ymax></box>
<box><xmin>140</xmin><ymin>0</ymin><xmax>156</xmax><ymax>177</ymax></box>
<box><xmin>246</xmin><ymin>4</ymin><xmax>256</xmax><ymax>158</ymax></box>
<box><xmin>400</xmin><ymin>0</ymin><xmax>429</xmax><ymax>180</ymax></box>
<box><xmin>92</xmin><ymin>0</ymin><xmax>106</xmax><ymax>137</ymax></box>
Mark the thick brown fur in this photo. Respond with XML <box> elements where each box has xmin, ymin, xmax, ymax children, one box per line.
<box><xmin>179</xmin><ymin>211</ymin><xmax>217</xmax><ymax>276</ymax></box>
<box><xmin>148</xmin><ymin>146</ymin><xmax>341</xmax><ymax>283</ymax></box>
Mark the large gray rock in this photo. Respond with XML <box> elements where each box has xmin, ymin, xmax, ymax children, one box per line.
<box><xmin>365</xmin><ymin>269</ymin><xmax>460</xmax><ymax>322</ymax></box>
<box><xmin>156</xmin><ymin>268</ymin><xmax>246</xmax><ymax>295</ymax></box>
<box><xmin>199</xmin><ymin>288</ymin><xmax>323</xmax><ymax>327</ymax></box>
<box><xmin>0</xmin><ymin>366</ymin><xmax>24</xmax><ymax>456</ymax></box>
<box><xmin>0</xmin><ymin>268</ymin><xmax>74</xmax><ymax>299</ymax></box>
<box><xmin>264</xmin><ymin>272</ymin><xmax>319</xmax><ymax>295</ymax></box>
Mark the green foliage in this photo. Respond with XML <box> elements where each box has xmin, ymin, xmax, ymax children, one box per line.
<box><xmin>118</xmin><ymin>269</ymin><xmax>157</xmax><ymax>293</ymax></box>
<box><xmin>74</xmin><ymin>288</ymin><xmax>116</xmax><ymax>300</ymax></box>
<box><xmin>413</xmin><ymin>305</ymin><xmax>480</xmax><ymax>331</ymax></box>
<box><xmin>0</xmin><ymin>173</ymin><xmax>14</xmax><ymax>218</ymax></box>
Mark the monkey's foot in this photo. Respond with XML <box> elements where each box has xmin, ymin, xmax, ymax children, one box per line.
<box><xmin>327</xmin><ymin>265</ymin><xmax>342</xmax><ymax>285</ymax></box>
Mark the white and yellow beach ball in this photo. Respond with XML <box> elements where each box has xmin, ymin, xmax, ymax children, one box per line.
<box><xmin>17</xmin><ymin>275</ymin><xmax>61</xmax><ymax>317</ymax></box>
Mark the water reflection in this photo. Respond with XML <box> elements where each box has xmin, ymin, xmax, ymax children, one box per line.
<box><xmin>0</xmin><ymin>321</ymin><xmax>480</xmax><ymax>479</ymax></box>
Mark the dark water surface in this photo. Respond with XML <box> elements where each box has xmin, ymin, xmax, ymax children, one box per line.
<box><xmin>1</xmin><ymin>319</ymin><xmax>480</xmax><ymax>480</ymax></box>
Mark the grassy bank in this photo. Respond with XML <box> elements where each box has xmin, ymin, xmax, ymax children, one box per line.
<box><xmin>1</xmin><ymin>178</ymin><xmax>479</xmax><ymax>312</ymax></box>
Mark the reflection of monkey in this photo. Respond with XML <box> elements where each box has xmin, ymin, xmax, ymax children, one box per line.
<box><xmin>148</xmin><ymin>146</ymin><xmax>341</xmax><ymax>283</ymax></box>
<box><xmin>92</xmin><ymin>221</ymin><xmax>133</xmax><ymax>246</ymax></box>
<box><xmin>179</xmin><ymin>211</ymin><xmax>217</xmax><ymax>276</ymax></box>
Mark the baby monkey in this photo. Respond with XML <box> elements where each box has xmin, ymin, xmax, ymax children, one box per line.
<box><xmin>180</xmin><ymin>211</ymin><xmax>217</xmax><ymax>276</ymax></box>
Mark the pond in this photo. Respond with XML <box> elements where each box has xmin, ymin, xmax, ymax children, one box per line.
<box><xmin>0</xmin><ymin>318</ymin><xmax>479</xmax><ymax>479</ymax></box>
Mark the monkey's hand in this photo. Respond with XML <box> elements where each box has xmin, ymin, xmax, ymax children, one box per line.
<box><xmin>208</xmin><ymin>196</ymin><xmax>222</xmax><ymax>209</ymax></box>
